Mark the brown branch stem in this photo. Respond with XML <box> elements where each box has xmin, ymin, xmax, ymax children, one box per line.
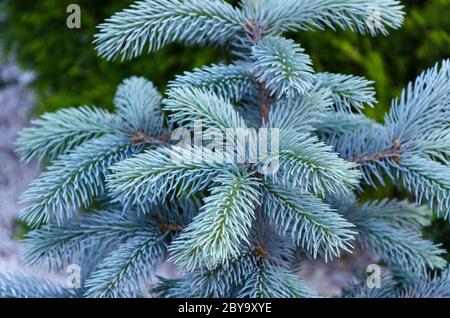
<box><xmin>131</xmin><ymin>129</ymin><xmax>171</xmax><ymax>147</ymax></box>
<box><xmin>350</xmin><ymin>139</ymin><xmax>402</xmax><ymax>164</ymax></box>
<box><xmin>244</xmin><ymin>20</ymin><xmax>272</xmax><ymax>127</ymax></box>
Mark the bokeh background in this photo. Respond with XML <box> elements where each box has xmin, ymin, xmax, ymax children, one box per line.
<box><xmin>0</xmin><ymin>0</ymin><xmax>449</xmax><ymax>293</ymax></box>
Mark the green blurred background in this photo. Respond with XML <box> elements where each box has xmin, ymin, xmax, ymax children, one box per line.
<box><xmin>0</xmin><ymin>0</ymin><xmax>449</xmax><ymax>259</ymax></box>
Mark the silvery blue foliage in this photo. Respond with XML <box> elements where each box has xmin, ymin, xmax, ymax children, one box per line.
<box><xmin>0</xmin><ymin>274</ymin><xmax>75</xmax><ymax>298</ymax></box>
<box><xmin>332</xmin><ymin>194</ymin><xmax>446</xmax><ymax>273</ymax></box>
<box><xmin>16</xmin><ymin>106</ymin><xmax>120</xmax><ymax>162</ymax></box>
<box><xmin>241</xmin><ymin>0</ymin><xmax>405</xmax><ymax>36</ymax></box>
<box><xmin>315</xmin><ymin>72</ymin><xmax>377</xmax><ymax>112</ymax></box>
<box><xmin>2</xmin><ymin>0</ymin><xmax>449</xmax><ymax>298</ymax></box>
<box><xmin>94</xmin><ymin>0</ymin><xmax>245</xmax><ymax>61</ymax></box>
<box><xmin>330</xmin><ymin>60</ymin><xmax>450</xmax><ymax>219</ymax></box>
<box><xmin>169</xmin><ymin>63</ymin><xmax>256</xmax><ymax>103</ymax></box>
<box><xmin>252</xmin><ymin>36</ymin><xmax>314</xmax><ymax>98</ymax></box>
<box><xmin>169</xmin><ymin>171</ymin><xmax>262</xmax><ymax>271</ymax></box>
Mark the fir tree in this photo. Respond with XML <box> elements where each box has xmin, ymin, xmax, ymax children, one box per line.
<box><xmin>1</xmin><ymin>0</ymin><xmax>449</xmax><ymax>298</ymax></box>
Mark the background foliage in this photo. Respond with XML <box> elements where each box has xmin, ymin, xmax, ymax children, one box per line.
<box><xmin>1</xmin><ymin>0</ymin><xmax>449</xmax><ymax>260</ymax></box>
<box><xmin>2</xmin><ymin>0</ymin><xmax>449</xmax><ymax>117</ymax></box>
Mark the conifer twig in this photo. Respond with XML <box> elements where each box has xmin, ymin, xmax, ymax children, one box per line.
<box><xmin>131</xmin><ymin>129</ymin><xmax>171</xmax><ymax>147</ymax></box>
<box><xmin>351</xmin><ymin>139</ymin><xmax>402</xmax><ymax>164</ymax></box>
